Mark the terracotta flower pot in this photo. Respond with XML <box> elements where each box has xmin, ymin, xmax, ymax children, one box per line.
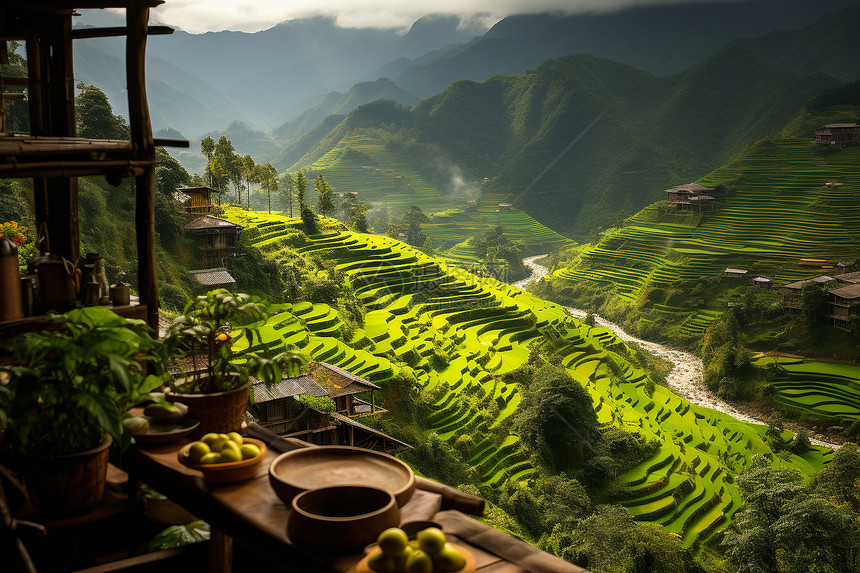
<box><xmin>18</xmin><ymin>435</ymin><xmax>112</xmax><ymax>516</ymax></box>
<box><xmin>166</xmin><ymin>380</ymin><xmax>250</xmax><ymax>436</ymax></box>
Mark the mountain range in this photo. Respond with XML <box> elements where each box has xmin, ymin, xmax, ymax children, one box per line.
<box><xmin>74</xmin><ymin>0</ymin><xmax>858</xmax><ymax>140</ymax></box>
<box><xmin>284</xmin><ymin>4</ymin><xmax>860</xmax><ymax>236</ymax></box>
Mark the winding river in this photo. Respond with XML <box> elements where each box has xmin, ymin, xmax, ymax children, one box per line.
<box><xmin>514</xmin><ymin>255</ymin><xmax>838</xmax><ymax>449</ymax></box>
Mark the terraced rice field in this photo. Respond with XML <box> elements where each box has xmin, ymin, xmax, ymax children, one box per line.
<box><xmin>226</xmin><ymin>210</ymin><xmax>832</xmax><ymax>547</ymax></box>
<box><xmin>300</xmin><ymin>130</ymin><xmax>570</xmax><ymax>255</ymax></box>
<box><xmin>555</xmin><ymin>138</ymin><xmax>860</xmax><ymax>311</ymax></box>
<box><xmin>754</xmin><ymin>356</ymin><xmax>860</xmax><ymax>419</ymax></box>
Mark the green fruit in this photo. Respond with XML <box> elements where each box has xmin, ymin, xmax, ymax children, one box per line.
<box><xmin>199</xmin><ymin>452</ymin><xmax>222</xmax><ymax>464</ymax></box>
<box><xmin>394</xmin><ymin>546</ymin><xmax>414</xmax><ymax>572</ymax></box>
<box><xmin>227</xmin><ymin>432</ymin><xmax>243</xmax><ymax>445</ymax></box>
<box><xmin>405</xmin><ymin>549</ymin><xmax>433</xmax><ymax>573</ymax></box>
<box><xmin>367</xmin><ymin>552</ymin><xmax>396</xmax><ymax>573</ymax></box>
<box><xmin>417</xmin><ymin>527</ymin><xmax>447</xmax><ymax>555</ymax></box>
<box><xmin>122</xmin><ymin>416</ymin><xmax>150</xmax><ymax>434</ymax></box>
<box><xmin>210</xmin><ymin>437</ymin><xmax>230</xmax><ymax>452</ymax></box>
<box><xmin>240</xmin><ymin>443</ymin><xmax>261</xmax><ymax>460</ymax></box>
<box><xmin>188</xmin><ymin>441</ymin><xmax>211</xmax><ymax>463</ymax></box>
<box><xmin>221</xmin><ymin>440</ymin><xmax>241</xmax><ymax>454</ymax></box>
<box><xmin>434</xmin><ymin>544</ymin><xmax>466</xmax><ymax>572</ymax></box>
<box><xmin>377</xmin><ymin>527</ymin><xmax>409</xmax><ymax>556</ymax></box>
<box><xmin>220</xmin><ymin>447</ymin><xmax>242</xmax><ymax>463</ymax></box>
<box><xmin>143</xmin><ymin>402</ymin><xmax>180</xmax><ymax>417</ymax></box>
<box><xmin>201</xmin><ymin>433</ymin><xmax>220</xmax><ymax>446</ymax></box>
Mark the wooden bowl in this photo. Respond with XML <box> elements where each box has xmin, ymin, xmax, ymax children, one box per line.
<box><xmin>269</xmin><ymin>446</ymin><xmax>415</xmax><ymax>506</ymax></box>
<box><xmin>353</xmin><ymin>543</ymin><xmax>476</xmax><ymax>573</ymax></box>
<box><xmin>177</xmin><ymin>437</ymin><xmax>267</xmax><ymax>483</ymax></box>
<box><xmin>132</xmin><ymin>415</ymin><xmax>200</xmax><ymax>445</ymax></box>
<box><xmin>288</xmin><ymin>485</ymin><xmax>400</xmax><ymax>553</ymax></box>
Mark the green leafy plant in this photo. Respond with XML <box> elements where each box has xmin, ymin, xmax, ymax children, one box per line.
<box><xmin>297</xmin><ymin>394</ymin><xmax>336</xmax><ymax>413</ymax></box>
<box><xmin>163</xmin><ymin>289</ymin><xmax>304</xmax><ymax>394</ymax></box>
<box><xmin>0</xmin><ymin>307</ymin><xmax>169</xmax><ymax>457</ymax></box>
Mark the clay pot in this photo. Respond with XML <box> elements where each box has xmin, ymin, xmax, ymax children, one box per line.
<box><xmin>17</xmin><ymin>435</ymin><xmax>112</xmax><ymax>516</ymax></box>
<box><xmin>166</xmin><ymin>380</ymin><xmax>250</xmax><ymax>436</ymax></box>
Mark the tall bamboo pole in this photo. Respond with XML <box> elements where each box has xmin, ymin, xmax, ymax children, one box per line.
<box><xmin>126</xmin><ymin>2</ymin><xmax>158</xmax><ymax>330</ymax></box>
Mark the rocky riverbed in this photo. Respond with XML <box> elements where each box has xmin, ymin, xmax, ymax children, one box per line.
<box><xmin>516</xmin><ymin>256</ymin><xmax>839</xmax><ymax>450</ymax></box>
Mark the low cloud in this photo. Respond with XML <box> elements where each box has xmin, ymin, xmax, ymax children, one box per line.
<box><xmin>146</xmin><ymin>0</ymin><xmax>738</xmax><ymax>34</ymax></box>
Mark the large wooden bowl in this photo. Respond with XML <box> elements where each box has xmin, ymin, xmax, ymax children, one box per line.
<box><xmin>178</xmin><ymin>437</ymin><xmax>267</xmax><ymax>483</ymax></box>
<box><xmin>288</xmin><ymin>485</ymin><xmax>400</xmax><ymax>553</ymax></box>
<box><xmin>269</xmin><ymin>446</ymin><xmax>415</xmax><ymax>506</ymax></box>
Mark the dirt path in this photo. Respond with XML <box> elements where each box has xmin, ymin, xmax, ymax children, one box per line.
<box><xmin>521</xmin><ymin>257</ymin><xmax>839</xmax><ymax>450</ymax></box>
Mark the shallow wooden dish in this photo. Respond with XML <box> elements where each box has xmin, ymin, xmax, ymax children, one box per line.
<box><xmin>352</xmin><ymin>543</ymin><xmax>476</xmax><ymax>573</ymax></box>
<box><xmin>269</xmin><ymin>446</ymin><xmax>415</xmax><ymax>506</ymax></box>
<box><xmin>132</xmin><ymin>415</ymin><xmax>200</xmax><ymax>445</ymax></box>
<box><xmin>177</xmin><ymin>437</ymin><xmax>266</xmax><ymax>483</ymax></box>
<box><xmin>288</xmin><ymin>485</ymin><xmax>400</xmax><ymax>553</ymax></box>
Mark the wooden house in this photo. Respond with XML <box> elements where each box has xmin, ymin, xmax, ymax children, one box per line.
<box><xmin>666</xmin><ymin>183</ymin><xmax>716</xmax><ymax>212</ymax></box>
<box><xmin>752</xmin><ymin>276</ymin><xmax>772</xmax><ymax>288</ymax></box>
<box><xmin>779</xmin><ymin>275</ymin><xmax>837</xmax><ymax>312</ymax></box>
<box><xmin>815</xmin><ymin>123</ymin><xmax>860</xmax><ymax>147</ymax></box>
<box><xmin>249</xmin><ymin>368</ymin><xmax>406</xmax><ymax>453</ymax></box>
<box><xmin>308</xmin><ymin>361</ymin><xmax>385</xmax><ymax>417</ymax></box>
<box><xmin>827</xmin><ymin>284</ymin><xmax>860</xmax><ymax>332</ymax></box>
<box><xmin>498</xmin><ymin>203</ymin><xmax>513</xmax><ymax>211</ymax></box>
<box><xmin>249</xmin><ymin>374</ymin><xmax>333</xmax><ymax>437</ymax></box>
<box><xmin>184</xmin><ymin>215</ymin><xmax>242</xmax><ymax>263</ymax></box>
<box><xmin>723</xmin><ymin>268</ymin><xmax>748</xmax><ymax>278</ymax></box>
<box><xmin>175</xmin><ymin>186</ymin><xmax>218</xmax><ymax>216</ymax></box>
<box><xmin>465</xmin><ymin>200</ymin><xmax>477</xmax><ymax>210</ymax></box>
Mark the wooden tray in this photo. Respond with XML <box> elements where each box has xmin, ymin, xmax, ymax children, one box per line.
<box><xmin>177</xmin><ymin>437</ymin><xmax>266</xmax><ymax>483</ymax></box>
<box><xmin>269</xmin><ymin>446</ymin><xmax>415</xmax><ymax>506</ymax></box>
<box><xmin>352</xmin><ymin>543</ymin><xmax>475</xmax><ymax>573</ymax></box>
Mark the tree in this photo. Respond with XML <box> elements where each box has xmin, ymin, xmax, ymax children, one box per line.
<box><xmin>372</xmin><ymin>203</ymin><xmax>391</xmax><ymax>235</ymax></box>
<box><xmin>258</xmin><ymin>163</ymin><xmax>278</xmax><ymax>214</ymax></box>
<box><xmin>295</xmin><ymin>172</ymin><xmax>307</xmax><ymax>207</ymax></box>
<box><xmin>315</xmin><ymin>174</ymin><xmax>335</xmax><ymax>216</ymax></box>
<box><xmin>281</xmin><ymin>173</ymin><xmax>295</xmax><ymax>217</ymax></box>
<box><xmin>75</xmin><ymin>83</ymin><xmax>129</xmax><ymax>140</ymax></box>
<box><xmin>200</xmin><ymin>136</ymin><xmax>215</xmax><ymax>187</ymax></box>
<box><xmin>513</xmin><ymin>362</ymin><xmax>600</xmax><ymax>473</ymax></box>
<box><xmin>812</xmin><ymin>442</ymin><xmax>860</xmax><ymax>512</ymax></box>
<box><xmin>241</xmin><ymin>154</ymin><xmax>256</xmax><ymax>210</ymax></box>
<box><xmin>397</xmin><ymin>205</ymin><xmax>429</xmax><ymax>246</ymax></box>
<box><xmin>342</xmin><ymin>192</ymin><xmax>371</xmax><ymax>232</ymax></box>
<box><xmin>211</xmin><ymin>136</ymin><xmax>236</xmax><ymax>197</ymax></box>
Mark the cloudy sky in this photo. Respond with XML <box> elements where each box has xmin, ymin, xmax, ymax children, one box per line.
<box><xmin>142</xmin><ymin>0</ymin><xmax>730</xmax><ymax>34</ymax></box>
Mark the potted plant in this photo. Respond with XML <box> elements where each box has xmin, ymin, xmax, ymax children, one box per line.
<box><xmin>163</xmin><ymin>289</ymin><xmax>304</xmax><ymax>434</ymax></box>
<box><xmin>0</xmin><ymin>306</ymin><xmax>169</xmax><ymax>514</ymax></box>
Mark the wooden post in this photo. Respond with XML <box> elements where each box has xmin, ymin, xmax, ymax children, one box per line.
<box><xmin>126</xmin><ymin>2</ymin><xmax>159</xmax><ymax>330</ymax></box>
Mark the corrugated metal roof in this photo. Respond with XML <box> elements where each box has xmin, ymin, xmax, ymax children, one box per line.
<box><xmin>668</xmin><ymin>183</ymin><xmax>714</xmax><ymax>194</ymax></box>
<box><xmin>724</xmin><ymin>268</ymin><xmax>748</xmax><ymax>275</ymax></box>
<box><xmin>188</xmin><ymin>268</ymin><xmax>236</xmax><ymax>286</ymax></box>
<box><xmin>251</xmin><ymin>375</ymin><xmax>328</xmax><ymax>402</ymax></box>
<box><xmin>184</xmin><ymin>215</ymin><xmax>242</xmax><ymax>231</ymax></box>
<box><xmin>753</xmin><ymin>277</ymin><xmax>772</xmax><ymax>283</ymax></box>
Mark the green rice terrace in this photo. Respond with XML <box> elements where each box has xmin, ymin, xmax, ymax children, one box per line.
<box><xmin>754</xmin><ymin>356</ymin><xmax>860</xmax><ymax>421</ymax></box>
<box><xmin>298</xmin><ymin>130</ymin><xmax>570</xmax><ymax>256</ymax></box>
<box><xmin>226</xmin><ymin>208</ymin><xmax>832</xmax><ymax>548</ymax></box>
<box><xmin>552</xmin><ymin>137</ymin><xmax>860</xmax><ymax>334</ymax></box>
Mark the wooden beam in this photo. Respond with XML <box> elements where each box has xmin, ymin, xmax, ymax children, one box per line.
<box><xmin>153</xmin><ymin>137</ymin><xmax>190</xmax><ymax>148</ymax></box>
<box><xmin>127</xmin><ymin>1</ymin><xmax>159</xmax><ymax>330</ymax></box>
<box><xmin>71</xmin><ymin>25</ymin><xmax>173</xmax><ymax>39</ymax></box>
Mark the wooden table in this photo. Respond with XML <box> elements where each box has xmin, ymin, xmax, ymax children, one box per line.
<box><xmin>126</xmin><ymin>426</ymin><xmax>587</xmax><ymax>573</ymax></box>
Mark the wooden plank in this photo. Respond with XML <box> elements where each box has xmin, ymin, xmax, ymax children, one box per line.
<box><xmin>71</xmin><ymin>25</ymin><xmax>173</xmax><ymax>39</ymax></box>
<box><xmin>152</xmin><ymin>137</ymin><xmax>189</xmax><ymax>148</ymax></box>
